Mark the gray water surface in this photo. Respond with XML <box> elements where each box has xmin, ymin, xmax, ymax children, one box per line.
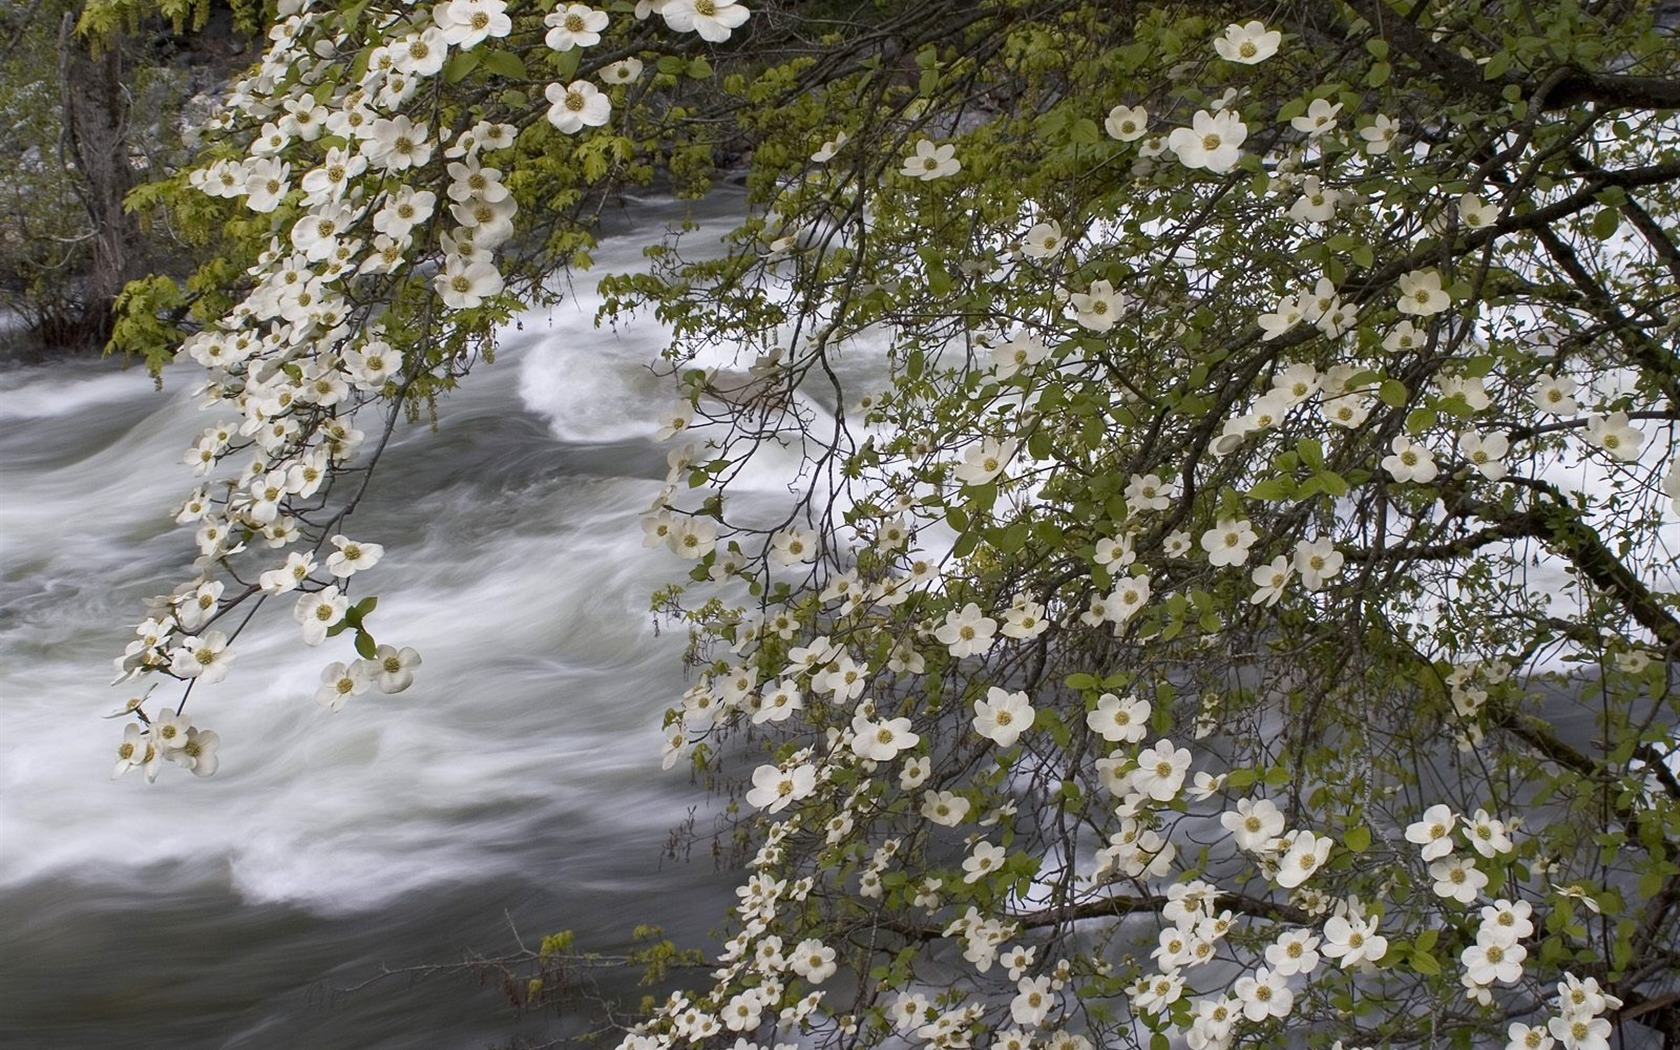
<box><xmin>0</xmin><ymin>202</ymin><xmax>748</xmax><ymax>1048</ymax></box>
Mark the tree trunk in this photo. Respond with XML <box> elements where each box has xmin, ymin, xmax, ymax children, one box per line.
<box><xmin>56</xmin><ymin>10</ymin><xmax>142</xmax><ymax>348</ymax></box>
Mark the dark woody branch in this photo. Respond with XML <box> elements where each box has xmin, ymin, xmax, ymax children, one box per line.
<box><xmin>1341</xmin><ymin>0</ymin><xmax>1680</xmax><ymax>112</ymax></box>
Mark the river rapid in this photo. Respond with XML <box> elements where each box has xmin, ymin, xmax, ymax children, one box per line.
<box><xmin>0</xmin><ymin>197</ymin><xmax>754</xmax><ymax>1049</ymax></box>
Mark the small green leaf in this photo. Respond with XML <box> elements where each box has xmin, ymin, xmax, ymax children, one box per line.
<box><xmin>952</xmin><ymin>530</ymin><xmax>978</xmax><ymax>559</ymax></box>
<box><xmin>1378</xmin><ymin>379</ymin><xmax>1409</xmax><ymax>407</ymax></box>
<box><xmin>1247</xmin><ymin>477</ymin><xmax>1296</xmax><ymax>502</ymax></box>
<box><xmin>354</xmin><ymin>629</ymin><xmax>378</xmax><ymax>660</ymax></box>
<box><xmin>1296</xmin><ymin>438</ymin><xmax>1325</xmax><ymax>470</ymax></box>
<box><xmin>994</xmin><ymin>521</ymin><xmax>1029</xmax><ymax>554</ymax></box>
<box><xmin>1344</xmin><ymin>825</ymin><xmax>1372</xmax><ymax>853</ymax></box>
<box><xmin>443</xmin><ymin>50</ymin><xmax>481</xmax><ymax>83</ymax></box>
<box><xmin>1404</xmin><ymin>407</ymin><xmax>1437</xmax><ymax>434</ymax></box>
<box><xmin>552</xmin><ymin>48</ymin><xmax>581</xmax><ymax>81</ymax></box>
<box><xmin>479</xmin><ymin>49</ymin><xmax>528</xmax><ymax>80</ymax></box>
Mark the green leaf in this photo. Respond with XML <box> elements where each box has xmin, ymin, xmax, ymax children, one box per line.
<box><xmin>354</xmin><ymin>629</ymin><xmax>378</xmax><ymax>660</ymax></box>
<box><xmin>995</xmin><ymin>521</ymin><xmax>1029</xmax><ymax>554</ymax></box>
<box><xmin>952</xmin><ymin>530</ymin><xmax>978</xmax><ymax>559</ymax></box>
<box><xmin>1316</xmin><ymin>470</ymin><xmax>1349</xmax><ymax>497</ymax></box>
<box><xmin>1591</xmin><ymin>208</ymin><xmax>1620</xmax><ymax>240</ymax></box>
<box><xmin>1224</xmin><ymin>767</ymin><xmax>1258</xmax><ymax>789</ymax></box>
<box><xmin>1296</xmin><ymin>438</ymin><xmax>1324</xmax><ymax>470</ymax></box>
<box><xmin>1409</xmin><ymin>948</ymin><xmax>1441</xmax><ymax>975</ymax></box>
<box><xmin>552</xmin><ymin>47</ymin><xmax>581</xmax><ymax>81</ymax></box>
<box><xmin>1405</xmin><ymin>407</ymin><xmax>1437</xmax><ymax>433</ymax></box>
<box><xmin>1344</xmin><ymin>825</ymin><xmax>1371</xmax><ymax>853</ymax></box>
<box><xmin>1043</xmin><ymin>709</ymin><xmax>1071</xmax><ymax>750</ymax></box>
<box><xmin>1065</xmin><ymin>673</ymin><xmax>1098</xmax><ymax>691</ymax></box>
<box><xmin>480</xmin><ymin>49</ymin><xmax>528</xmax><ymax>80</ymax></box>
<box><xmin>1247</xmin><ymin>477</ymin><xmax>1296</xmax><ymax>502</ymax></box>
<box><xmin>443</xmin><ymin>50</ymin><xmax>481</xmax><ymax>84</ymax></box>
<box><xmin>1378</xmin><ymin>379</ymin><xmax>1409</xmax><ymax>407</ymax></box>
<box><xmin>1027</xmin><ymin>427</ymin><xmax>1052</xmax><ymax>462</ymax></box>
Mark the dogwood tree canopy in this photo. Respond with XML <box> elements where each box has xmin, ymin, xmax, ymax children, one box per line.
<box><xmin>103</xmin><ymin>0</ymin><xmax>1679</xmax><ymax>1047</ymax></box>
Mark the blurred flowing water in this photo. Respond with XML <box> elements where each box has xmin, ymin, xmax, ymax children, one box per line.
<box><xmin>0</xmin><ymin>197</ymin><xmax>749</xmax><ymax>1048</ymax></box>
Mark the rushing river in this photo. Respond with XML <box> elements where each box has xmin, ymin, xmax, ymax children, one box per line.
<box><xmin>0</xmin><ymin>197</ymin><xmax>756</xmax><ymax>1048</ymax></box>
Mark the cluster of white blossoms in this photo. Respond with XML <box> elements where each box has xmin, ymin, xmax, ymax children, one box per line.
<box><xmin>1118</xmin><ymin>891</ymin><xmax>1386</xmax><ymax>1049</ymax></box>
<box><xmin>638</xmin><ymin>14</ymin><xmax>1680</xmax><ymax>1050</ymax></box>
<box><xmin>125</xmin><ymin>0</ymin><xmax>1679</xmax><ymax>1046</ymax></box>
<box><xmin>120</xmin><ymin>0</ymin><xmax>759</xmax><ymax>778</ymax></box>
<box><xmin>618</xmin><ymin>14</ymin><xmax>1678</xmax><ymax>1049</ymax></box>
<box><xmin>315</xmin><ymin>645</ymin><xmax>423</xmax><ymax>710</ymax></box>
<box><xmin>112</xmin><ymin>708</ymin><xmax>221</xmax><ymax>781</ymax></box>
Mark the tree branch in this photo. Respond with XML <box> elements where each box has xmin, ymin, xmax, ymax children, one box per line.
<box><xmin>1342</xmin><ymin>0</ymin><xmax>1680</xmax><ymax>111</ymax></box>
